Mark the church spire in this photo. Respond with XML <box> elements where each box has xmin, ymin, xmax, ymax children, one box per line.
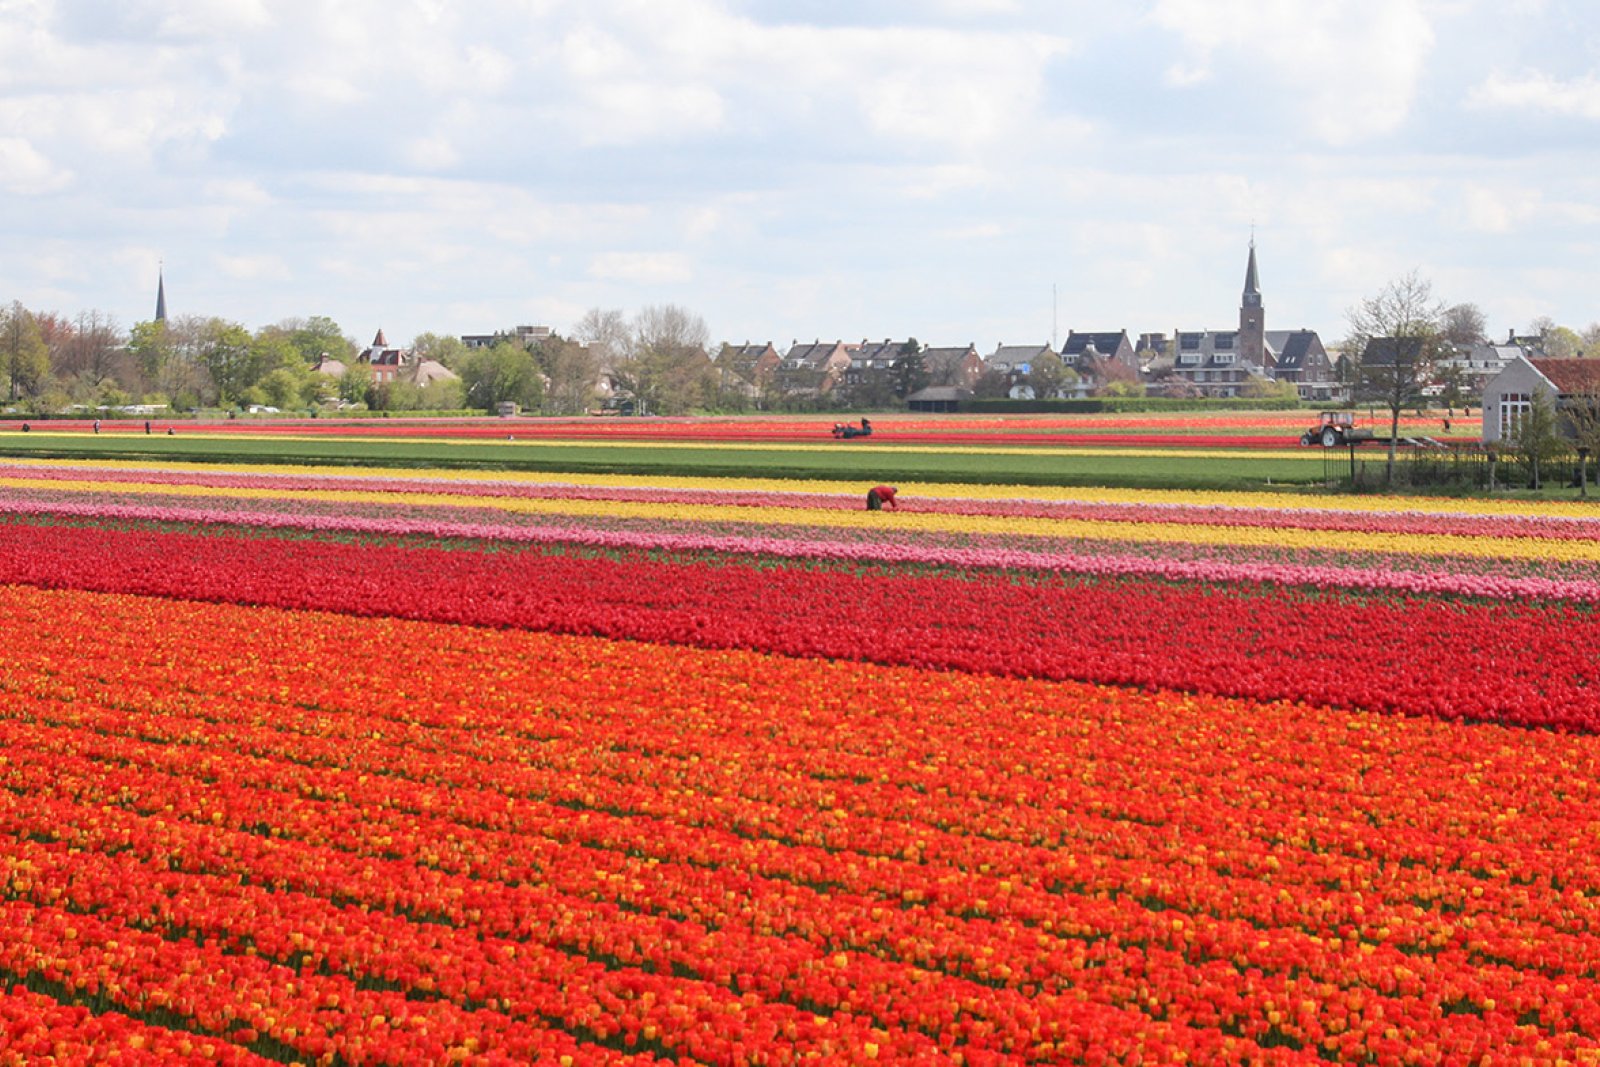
<box><xmin>1242</xmin><ymin>239</ymin><xmax>1261</xmax><ymax>309</ymax></box>
<box><xmin>155</xmin><ymin>264</ymin><xmax>167</xmax><ymax>323</ymax></box>
<box><xmin>1239</xmin><ymin>238</ymin><xmax>1266</xmax><ymax>371</ymax></box>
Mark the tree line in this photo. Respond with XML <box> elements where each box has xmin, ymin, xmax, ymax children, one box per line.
<box><xmin>0</xmin><ymin>301</ymin><xmax>736</xmax><ymax>417</ymax></box>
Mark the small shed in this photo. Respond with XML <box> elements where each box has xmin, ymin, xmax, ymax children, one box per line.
<box><xmin>906</xmin><ymin>386</ymin><xmax>972</xmax><ymax>413</ymax></box>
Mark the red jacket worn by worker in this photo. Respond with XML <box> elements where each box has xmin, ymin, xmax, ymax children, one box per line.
<box><xmin>869</xmin><ymin>486</ymin><xmax>899</xmax><ymax>510</ymax></box>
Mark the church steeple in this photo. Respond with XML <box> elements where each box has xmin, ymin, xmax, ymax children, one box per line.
<box><xmin>1239</xmin><ymin>239</ymin><xmax>1265</xmax><ymax>370</ymax></box>
<box><xmin>1242</xmin><ymin>239</ymin><xmax>1261</xmax><ymax>309</ymax></box>
<box><xmin>155</xmin><ymin>265</ymin><xmax>167</xmax><ymax>323</ymax></box>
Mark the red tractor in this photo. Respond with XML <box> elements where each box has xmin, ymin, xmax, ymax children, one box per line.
<box><xmin>1300</xmin><ymin>411</ymin><xmax>1376</xmax><ymax>448</ymax></box>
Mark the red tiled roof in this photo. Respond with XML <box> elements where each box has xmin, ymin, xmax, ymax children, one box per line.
<box><xmin>1532</xmin><ymin>358</ymin><xmax>1600</xmax><ymax>394</ymax></box>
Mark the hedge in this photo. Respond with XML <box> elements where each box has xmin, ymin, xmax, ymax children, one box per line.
<box><xmin>964</xmin><ymin>397</ymin><xmax>1303</xmax><ymax>414</ymax></box>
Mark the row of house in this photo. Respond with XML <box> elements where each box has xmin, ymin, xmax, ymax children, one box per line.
<box><xmin>715</xmin><ymin>243</ymin><xmax>1344</xmax><ymax>405</ymax></box>
<box><xmin>370</xmin><ymin>239</ymin><xmax>1565</xmax><ymax>414</ymax></box>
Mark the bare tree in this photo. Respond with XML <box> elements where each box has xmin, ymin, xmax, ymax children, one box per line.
<box><xmin>76</xmin><ymin>311</ymin><xmax>125</xmax><ymax>387</ymax></box>
<box><xmin>1439</xmin><ymin>303</ymin><xmax>1487</xmax><ymax>346</ymax></box>
<box><xmin>533</xmin><ymin>335</ymin><xmax>600</xmax><ymax>415</ymax></box>
<box><xmin>615</xmin><ymin>304</ymin><xmax>714</xmax><ymax>416</ymax></box>
<box><xmin>572</xmin><ymin>308</ymin><xmax>630</xmax><ymax>373</ymax></box>
<box><xmin>1346</xmin><ymin>271</ymin><xmax>1445</xmax><ymax>486</ymax></box>
<box><xmin>1560</xmin><ymin>382</ymin><xmax>1600</xmax><ymax>495</ymax></box>
<box><xmin>1582</xmin><ymin>323</ymin><xmax>1600</xmax><ymax>357</ymax></box>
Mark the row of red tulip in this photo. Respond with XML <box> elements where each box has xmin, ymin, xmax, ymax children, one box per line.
<box><xmin>0</xmin><ymin>982</ymin><xmax>271</xmax><ymax>1066</ymax></box>
<box><xmin>1</xmin><ymin>584</ymin><xmax>1598</xmax><ymax>1063</ymax></box>
<box><xmin>0</xmin><ymin>517</ymin><xmax>1595</xmax><ymax>728</ymax></box>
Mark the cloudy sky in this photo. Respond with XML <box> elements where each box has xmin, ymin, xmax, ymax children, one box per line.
<box><xmin>2</xmin><ymin>0</ymin><xmax>1598</xmax><ymax>352</ymax></box>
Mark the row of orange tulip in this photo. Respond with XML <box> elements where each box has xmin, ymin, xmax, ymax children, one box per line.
<box><xmin>2</xmin><ymin>585</ymin><xmax>1597</xmax><ymax>1063</ymax></box>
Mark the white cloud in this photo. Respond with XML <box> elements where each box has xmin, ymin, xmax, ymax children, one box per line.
<box><xmin>0</xmin><ymin>136</ymin><xmax>70</xmax><ymax>194</ymax></box>
<box><xmin>1162</xmin><ymin>61</ymin><xmax>1211</xmax><ymax>88</ymax></box>
<box><xmin>1460</xmin><ymin>183</ymin><xmax>1540</xmax><ymax>234</ymax></box>
<box><xmin>588</xmin><ymin>252</ymin><xmax>694</xmax><ymax>284</ymax></box>
<box><xmin>202</xmin><ymin>179</ymin><xmax>273</xmax><ymax>208</ymax></box>
<box><xmin>216</xmin><ymin>254</ymin><xmax>292</xmax><ymax>282</ymax></box>
<box><xmin>403</xmin><ymin>135</ymin><xmax>462</xmax><ymax>171</ymax></box>
<box><xmin>930</xmin><ymin>0</ymin><xmax>1023</xmax><ymax>13</ymax></box>
<box><xmin>1469</xmin><ymin>71</ymin><xmax>1600</xmax><ymax>120</ymax></box>
<box><xmin>938</xmin><ymin>222</ymin><xmax>1008</xmax><ymax>240</ymax></box>
<box><xmin>1150</xmin><ymin>0</ymin><xmax>1436</xmax><ymax>143</ymax></box>
<box><xmin>149</xmin><ymin>0</ymin><xmax>272</xmax><ymax>38</ymax></box>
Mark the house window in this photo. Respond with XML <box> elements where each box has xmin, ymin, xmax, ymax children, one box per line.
<box><xmin>1213</xmin><ymin>353</ymin><xmax>1236</xmax><ymax>365</ymax></box>
<box><xmin>1178</xmin><ymin>353</ymin><xmax>1201</xmax><ymax>366</ymax></box>
<box><xmin>1500</xmin><ymin>392</ymin><xmax>1531</xmax><ymax>436</ymax></box>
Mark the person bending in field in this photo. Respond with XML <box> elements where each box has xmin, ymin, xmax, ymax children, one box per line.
<box><xmin>866</xmin><ymin>485</ymin><xmax>899</xmax><ymax>511</ymax></box>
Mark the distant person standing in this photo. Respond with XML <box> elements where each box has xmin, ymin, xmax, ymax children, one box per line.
<box><xmin>92</xmin><ymin>419</ymin><xmax>100</xmax><ymax>434</ymax></box>
<box><xmin>866</xmin><ymin>485</ymin><xmax>899</xmax><ymax>511</ymax></box>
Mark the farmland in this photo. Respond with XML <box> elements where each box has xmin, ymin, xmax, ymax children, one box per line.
<box><xmin>0</xmin><ymin>414</ymin><xmax>1597</xmax><ymax>1065</ymax></box>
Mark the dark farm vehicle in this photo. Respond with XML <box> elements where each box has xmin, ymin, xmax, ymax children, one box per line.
<box><xmin>831</xmin><ymin>418</ymin><xmax>873</xmax><ymax>439</ymax></box>
<box><xmin>1300</xmin><ymin>411</ymin><xmax>1377</xmax><ymax>448</ymax></box>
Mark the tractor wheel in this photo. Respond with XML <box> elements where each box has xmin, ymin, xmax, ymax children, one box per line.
<box><xmin>1321</xmin><ymin>428</ymin><xmax>1338</xmax><ymax>447</ymax></box>
<box><xmin>1300</xmin><ymin>432</ymin><xmax>1314</xmax><ymax>446</ymax></box>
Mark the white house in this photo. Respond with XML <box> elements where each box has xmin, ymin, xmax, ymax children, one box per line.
<box><xmin>1481</xmin><ymin>355</ymin><xmax>1600</xmax><ymax>443</ymax></box>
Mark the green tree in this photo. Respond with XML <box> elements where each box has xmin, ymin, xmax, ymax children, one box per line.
<box><xmin>127</xmin><ymin>320</ymin><xmax>173</xmax><ymax>389</ymax></box>
<box><xmin>259</xmin><ymin>365</ymin><xmax>317</xmax><ymax>409</ymax></box>
<box><xmin>338</xmin><ymin>361</ymin><xmax>373</xmax><ymax>406</ymax></box>
<box><xmin>1241</xmin><ymin>376</ymin><xmax>1300</xmax><ymax>401</ymax></box>
<box><xmin>457</xmin><ymin>341</ymin><xmax>544</xmax><ymax>412</ymax></box>
<box><xmin>1543</xmin><ymin>325</ymin><xmax>1584</xmax><ymax>359</ymax></box>
<box><xmin>1512</xmin><ymin>391</ymin><xmax>1563</xmax><ymax>490</ymax></box>
<box><xmin>250</xmin><ymin>330</ymin><xmax>303</xmax><ymax>379</ymax></box>
<box><xmin>891</xmin><ymin>340</ymin><xmax>929</xmax><ymax>400</ymax></box>
<box><xmin>411</xmin><ymin>332</ymin><xmax>470</xmax><ymax>369</ymax></box>
<box><xmin>193</xmin><ymin>319</ymin><xmax>257</xmax><ymax>405</ymax></box>
<box><xmin>262</xmin><ymin>316</ymin><xmax>356</xmax><ymax>364</ymax></box>
<box><xmin>1026</xmin><ymin>350</ymin><xmax>1067</xmax><ymax>400</ymax></box>
<box><xmin>0</xmin><ymin>302</ymin><xmax>51</xmax><ymax>403</ymax></box>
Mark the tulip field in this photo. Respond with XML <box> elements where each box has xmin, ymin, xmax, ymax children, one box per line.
<box><xmin>2</xmin><ymin>426</ymin><xmax>1599</xmax><ymax>1065</ymax></box>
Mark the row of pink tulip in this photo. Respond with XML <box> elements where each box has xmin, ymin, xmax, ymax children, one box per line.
<box><xmin>8</xmin><ymin>496</ymin><xmax>1600</xmax><ymax>606</ymax></box>
<box><xmin>10</xmin><ymin>461</ymin><xmax>1600</xmax><ymax>542</ymax></box>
